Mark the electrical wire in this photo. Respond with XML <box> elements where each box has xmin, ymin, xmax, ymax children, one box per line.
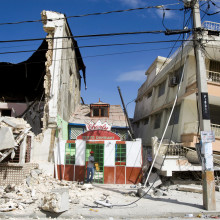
<box><xmin>0</xmin><ymin>39</ymin><xmax>193</xmax><ymax>55</ymax></box>
<box><xmin>0</xmin><ymin>3</ymin><xmax>182</xmax><ymax>26</ymax></box>
<box><xmin>0</xmin><ymin>29</ymin><xmax>190</xmax><ymax>44</ymax></box>
<box><xmin>0</xmin><ymin>46</ymin><xmax>184</xmax><ymax>68</ymax></box>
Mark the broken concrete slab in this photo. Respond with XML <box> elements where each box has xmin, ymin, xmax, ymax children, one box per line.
<box><xmin>153</xmin><ymin>189</ymin><xmax>168</xmax><ymax>197</ymax></box>
<box><xmin>148</xmin><ymin>172</ymin><xmax>162</xmax><ymax>188</ymax></box>
<box><xmin>80</xmin><ymin>184</ymin><xmax>94</xmax><ymax>190</ymax></box>
<box><xmin>0</xmin><ymin>127</ymin><xmax>16</xmax><ymax>151</ymax></box>
<box><xmin>41</xmin><ymin>188</ymin><xmax>69</xmax><ymax>213</ymax></box>
<box><xmin>177</xmin><ymin>185</ymin><xmax>202</xmax><ymax>193</ymax></box>
<box><xmin>137</xmin><ymin>187</ymin><xmax>152</xmax><ymax>198</ymax></box>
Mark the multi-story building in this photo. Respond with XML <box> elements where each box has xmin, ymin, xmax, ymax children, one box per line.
<box><xmin>133</xmin><ymin>21</ymin><xmax>220</xmax><ymax>175</ymax></box>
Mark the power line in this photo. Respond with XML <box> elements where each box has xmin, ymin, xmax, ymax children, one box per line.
<box><xmin>0</xmin><ymin>39</ymin><xmax>193</xmax><ymax>55</ymax></box>
<box><xmin>0</xmin><ymin>3</ymin><xmax>182</xmax><ymax>26</ymax></box>
<box><xmin>0</xmin><ymin>30</ymin><xmax>182</xmax><ymax>44</ymax></box>
<box><xmin>0</xmin><ymin>46</ymin><xmax>182</xmax><ymax>67</ymax></box>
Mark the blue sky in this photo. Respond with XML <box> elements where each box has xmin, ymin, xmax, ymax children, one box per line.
<box><xmin>0</xmin><ymin>0</ymin><xmax>219</xmax><ymax>117</ymax></box>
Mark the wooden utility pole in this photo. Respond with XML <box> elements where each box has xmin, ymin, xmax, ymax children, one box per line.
<box><xmin>189</xmin><ymin>0</ymin><xmax>216</xmax><ymax>210</ymax></box>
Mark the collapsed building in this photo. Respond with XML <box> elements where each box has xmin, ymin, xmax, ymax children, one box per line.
<box><xmin>0</xmin><ymin>10</ymin><xmax>86</xmax><ymax>184</ymax></box>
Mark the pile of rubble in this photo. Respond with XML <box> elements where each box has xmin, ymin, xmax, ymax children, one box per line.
<box><xmin>0</xmin><ymin>168</ymin><xmax>96</xmax><ymax>213</ymax></box>
<box><xmin>0</xmin><ymin>117</ymin><xmax>31</xmax><ymax>162</ymax></box>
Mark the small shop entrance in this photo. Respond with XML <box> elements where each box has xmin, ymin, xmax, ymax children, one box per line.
<box><xmin>85</xmin><ymin>143</ymin><xmax>104</xmax><ymax>184</ymax></box>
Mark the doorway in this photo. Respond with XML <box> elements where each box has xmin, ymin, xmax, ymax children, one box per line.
<box><xmin>85</xmin><ymin>143</ymin><xmax>104</xmax><ymax>184</ymax></box>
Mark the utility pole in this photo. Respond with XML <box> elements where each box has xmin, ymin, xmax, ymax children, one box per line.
<box><xmin>187</xmin><ymin>0</ymin><xmax>216</xmax><ymax>210</ymax></box>
<box><xmin>117</xmin><ymin>86</ymin><xmax>135</xmax><ymax>139</ymax></box>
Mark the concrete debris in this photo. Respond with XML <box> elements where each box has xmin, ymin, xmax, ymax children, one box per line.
<box><xmin>5</xmin><ymin>184</ymin><xmax>15</xmax><ymax>193</ymax></box>
<box><xmin>137</xmin><ymin>187</ymin><xmax>152</xmax><ymax>198</ymax></box>
<box><xmin>41</xmin><ymin>188</ymin><xmax>69</xmax><ymax>213</ymax></box>
<box><xmin>148</xmin><ymin>172</ymin><xmax>162</xmax><ymax>188</ymax></box>
<box><xmin>153</xmin><ymin>189</ymin><xmax>168</xmax><ymax>197</ymax></box>
<box><xmin>0</xmin><ymin>168</ymin><xmax>85</xmax><ymax>213</ymax></box>
<box><xmin>80</xmin><ymin>183</ymin><xmax>94</xmax><ymax>190</ymax></box>
<box><xmin>177</xmin><ymin>185</ymin><xmax>203</xmax><ymax>193</ymax></box>
<box><xmin>0</xmin><ymin>117</ymin><xmax>32</xmax><ymax>162</ymax></box>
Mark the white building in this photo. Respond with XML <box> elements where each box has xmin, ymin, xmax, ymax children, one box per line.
<box><xmin>133</xmin><ymin>21</ymin><xmax>220</xmax><ymax>175</ymax></box>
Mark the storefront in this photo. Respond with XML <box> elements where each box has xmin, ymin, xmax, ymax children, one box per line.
<box><xmin>55</xmin><ymin>129</ymin><xmax>142</xmax><ymax>184</ymax></box>
<box><xmin>54</xmin><ymin>101</ymin><xmax>142</xmax><ymax>184</ymax></box>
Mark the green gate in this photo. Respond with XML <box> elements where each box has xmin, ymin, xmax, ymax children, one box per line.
<box><xmin>85</xmin><ymin>143</ymin><xmax>104</xmax><ymax>184</ymax></box>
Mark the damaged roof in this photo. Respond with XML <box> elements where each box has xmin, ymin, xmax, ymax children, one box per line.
<box><xmin>0</xmin><ymin>40</ymin><xmax>47</xmax><ymax>102</ymax></box>
<box><xmin>69</xmin><ymin>104</ymin><xmax>128</xmax><ymax>128</ymax></box>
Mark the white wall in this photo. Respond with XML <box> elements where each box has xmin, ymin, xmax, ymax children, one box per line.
<box><xmin>104</xmin><ymin>140</ymin><xmax>116</xmax><ymax>166</ymax></box>
<box><xmin>75</xmin><ymin>140</ymin><xmax>86</xmax><ymax>166</ymax></box>
<box><xmin>126</xmin><ymin>139</ymin><xmax>142</xmax><ymax>167</ymax></box>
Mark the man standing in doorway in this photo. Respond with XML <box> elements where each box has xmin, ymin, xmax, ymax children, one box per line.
<box><xmin>87</xmin><ymin>151</ymin><xmax>95</xmax><ymax>183</ymax></box>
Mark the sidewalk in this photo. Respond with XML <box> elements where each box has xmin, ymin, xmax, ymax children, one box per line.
<box><xmin>0</xmin><ymin>184</ymin><xmax>219</xmax><ymax>219</ymax></box>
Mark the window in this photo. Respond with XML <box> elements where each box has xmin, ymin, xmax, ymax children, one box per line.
<box><xmin>144</xmin><ymin>117</ymin><xmax>149</xmax><ymax>125</ymax></box>
<box><xmin>115</xmin><ymin>144</ymin><xmax>126</xmax><ymax>165</ymax></box>
<box><xmin>90</xmin><ymin>104</ymin><xmax>110</xmax><ymax>117</ymax></box>
<box><xmin>169</xmin><ymin>66</ymin><xmax>183</xmax><ymax>87</ymax></box>
<box><xmin>93</xmin><ymin>108</ymin><xmax>99</xmax><ymax>116</ymax></box>
<box><xmin>65</xmin><ymin>143</ymin><xmax>76</xmax><ymax>164</ymax></box>
<box><xmin>147</xmin><ymin>91</ymin><xmax>152</xmax><ymax>98</ymax></box>
<box><xmin>169</xmin><ymin>105</ymin><xmax>181</xmax><ymax>125</ymax></box>
<box><xmin>209</xmin><ymin>60</ymin><xmax>220</xmax><ymax>83</ymax></box>
<box><xmin>154</xmin><ymin>112</ymin><xmax>162</xmax><ymax>129</ymax></box>
<box><xmin>158</xmin><ymin>81</ymin><xmax>166</xmax><ymax>97</ymax></box>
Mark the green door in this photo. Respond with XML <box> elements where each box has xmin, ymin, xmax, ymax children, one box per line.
<box><xmin>85</xmin><ymin>143</ymin><xmax>104</xmax><ymax>184</ymax></box>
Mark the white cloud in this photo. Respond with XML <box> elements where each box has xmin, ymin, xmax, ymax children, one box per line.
<box><xmin>156</xmin><ymin>9</ymin><xmax>175</xmax><ymax>19</ymax></box>
<box><xmin>119</xmin><ymin>0</ymin><xmax>145</xmax><ymax>7</ymax></box>
<box><xmin>116</xmin><ymin>70</ymin><xmax>146</xmax><ymax>82</ymax></box>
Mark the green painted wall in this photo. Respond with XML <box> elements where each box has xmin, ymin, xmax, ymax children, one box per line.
<box><xmin>57</xmin><ymin>115</ymin><xmax>69</xmax><ymax>140</ymax></box>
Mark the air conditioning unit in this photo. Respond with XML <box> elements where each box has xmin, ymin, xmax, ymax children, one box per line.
<box><xmin>169</xmin><ymin>76</ymin><xmax>178</xmax><ymax>87</ymax></box>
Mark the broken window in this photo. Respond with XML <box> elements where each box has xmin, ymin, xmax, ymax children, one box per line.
<box><xmin>65</xmin><ymin>143</ymin><xmax>76</xmax><ymax>165</ymax></box>
<box><xmin>0</xmin><ymin>109</ymin><xmax>11</xmax><ymax>117</ymax></box>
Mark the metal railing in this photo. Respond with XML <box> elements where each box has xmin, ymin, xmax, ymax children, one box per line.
<box><xmin>203</xmin><ymin>21</ymin><xmax>220</xmax><ymax>31</ymax></box>
<box><xmin>211</xmin><ymin>124</ymin><xmax>220</xmax><ymax>137</ymax></box>
<box><xmin>207</xmin><ymin>70</ymin><xmax>220</xmax><ymax>83</ymax></box>
<box><xmin>164</xmin><ymin>143</ymin><xmax>188</xmax><ymax>156</ymax></box>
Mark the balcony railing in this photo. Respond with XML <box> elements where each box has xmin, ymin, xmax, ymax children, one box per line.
<box><xmin>211</xmin><ymin>124</ymin><xmax>220</xmax><ymax>137</ymax></box>
<box><xmin>207</xmin><ymin>70</ymin><xmax>220</xmax><ymax>83</ymax></box>
<box><xmin>184</xmin><ymin>122</ymin><xmax>220</xmax><ymax>138</ymax></box>
<box><xmin>203</xmin><ymin>21</ymin><xmax>220</xmax><ymax>31</ymax></box>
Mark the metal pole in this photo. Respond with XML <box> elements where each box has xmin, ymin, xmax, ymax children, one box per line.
<box><xmin>190</xmin><ymin>0</ymin><xmax>216</xmax><ymax>210</ymax></box>
<box><xmin>117</xmin><ymin>86</ymin><xmax>135</xmax><ymax>139</ymax></box>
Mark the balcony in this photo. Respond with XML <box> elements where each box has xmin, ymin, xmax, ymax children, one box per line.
<box><xmin>203</xmin><ymin>21</ymin><xmax>220</xmax><ymax>31</ymax></box>
<box><xmin>182</xmin><ymin>121</ymin><xmax>220</xmax><ymax>152</ymax></box>
<box><xmin>207</xmin><ymin>70</ymin><xmax>220</xmax><ymax>83</ymax></box>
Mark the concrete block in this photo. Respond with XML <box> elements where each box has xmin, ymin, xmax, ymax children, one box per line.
<box><xmin>41</xmin><ymin>188</ymin><xmax>69</xmax><ymax>213</ymax></box>
<box><xmin>137</xmin><ymin>187</ymin><xmax>152</xmax><ymax>198</ymax></box>
<box><xmin>148</xmin><ymin>173</ymin><xmax>162</xmax><ymax>188</ymax></box>
<box><xmin>177</xmin><ymin>185</ymin><xmax>202</xmax><ymax>193</ymax></box>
